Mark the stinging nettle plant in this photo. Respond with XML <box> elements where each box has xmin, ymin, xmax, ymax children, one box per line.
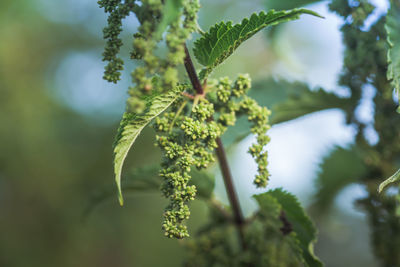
<box><xmin>98</xmin><ymin>0</ymin><xmax>328</xmax><ymax>265</ymax></box>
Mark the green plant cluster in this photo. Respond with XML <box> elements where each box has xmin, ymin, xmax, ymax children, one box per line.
<box><xmin>99</xmin><ymin>0</ymin><xmax>200</xmax><ymax>113</ymax></box>
<box><xmin>153</xmin><ymin>74</ymin><xmax>272</xmax><ymax>238</ymax></box>
<box><xmin>211</xmin><ymin>75</ymin><xmax>271</xmax><ymax>187</ymax></box>
<box><xmin>100</xmin><ymin>0</ymin><xmax>324</xmax><ymax>264</ymax></box>
<box><xmin>154</xmin><ymin>99</ymin><xmax>222</xmax><ymax>238</ymax></box>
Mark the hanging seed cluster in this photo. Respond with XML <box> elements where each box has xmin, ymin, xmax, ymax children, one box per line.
<box><xmin>99</xmin><ymin>0</ymin><xmax>200</xmax><ymax>113</ymax></box>
<box><xmin>154</xmin><ymin>98</ymin><xmax>222</xmax><ymax>238</ymax></box>
<box><xmin>212</xmin><ymin>74</ymin><xmax>272</xmax><ymax>187</ymax></box>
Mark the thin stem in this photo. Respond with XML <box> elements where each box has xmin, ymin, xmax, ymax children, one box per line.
<box><xmin>183</xmin><ymin>43</ymin><xmax>246</xmax><ymax>250</ymax></box>
<box><xmin>183</xmin><ymin>44</ymin><xmax>204</xmax><ymax>95</ymax></box>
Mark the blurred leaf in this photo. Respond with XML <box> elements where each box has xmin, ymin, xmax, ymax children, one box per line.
<box><xmin>313</xmin><ymin>146</ymin><xmax>367</xmax><ymax>210</ymax></box>
<box><xmin>86</xmin><ymin>166</ymin><xmax>215</xmax><ymax>215</ymax></box>
<box><xmin>156</xmin><ymin>0</ymin><xmax>183</xmax><ymax>39</ymax></box>
<box><xmin>113</xmin><ymin>87</ymin><xmax>183</xmax><ymax>205</ymax></box>
<box><xmin>222</xmin><ymin>79</ymin><xmax>352</xmax><ymax>147</ymax></box>
<box><xmin>386</xmin><ymin>0</ymin><xmax>400</xmax><ymax>112</ymax></box>
<box><xmin>378</xmin><ymin>168</ymin><xmax>400</xmax><ymax>193</ymax></box>
<box><xmin>266</xmin><ymin>188</ymin><xmax>323</xmax><ymax>267</ymax></box>
<box><xmin>264</xmin><ymin>0</ymin><xmax>324</xmax><ymax>11</ymax></box>
<box><xmin>190</xmin><ymin>169</ymin><xmax>215</xmax><ymax>199</ymax></box>
<box><xmin>193</xmin><ymin>9</ymin><xmax>322</xmax><ymax>78</ymax></box>
<box><xmin>271</xmin><ymin>88</ymin><xmax>352</xmax><ymax>124</ymax></box>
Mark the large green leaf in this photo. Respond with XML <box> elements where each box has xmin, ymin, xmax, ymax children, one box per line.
<box><xmin>193</xmin><ymin>9</ymin><xmax>322</xmax><ymax>78</ymax></box>
<box><xmin>313</xmin><ymin>146</ymin><xmax>367</xmax><ymax>211</ymax></box>
<box><xmin>266</xmin><ymin>189</ymin><xmax>323</xmax><ymax>267</ymax></box>
<box><xmin>386</xmin><ymin>0</ymin><xmax>400</xmax><ymax>113</ymax></box>
<box><xmin>378</xmin><ymin>168</ymin><xmax>400</xmax><ymax>193</ymax></box>
<box><xmin>271</xmin><ymin>88</ymin><xmax>352</xmax><ymax>124</ymax></box>
<box><xmin>113</xmin><ymin>87</ymin><xmax>184</xmax><ymax>205</ymax></box>
<box><xmin>264</xmin><ymin>0</ymin><xmax>324</xmax><ymax>11</ymax></box>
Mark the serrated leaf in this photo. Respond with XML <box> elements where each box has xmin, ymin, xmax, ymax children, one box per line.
<box><xmin>313</xmin><ymin>146</ymin><xmax>367</xmax><ymax>211</ymax></box>
<box><xmin>271</xmin><ymin>87</ymin><xmax>352</xmax><ymax>124</ymax></box>
<box><xmin>193</xmin><ymin>9</ymin><xmax>322</xmax><ymax>78</ymax></box>
<box><xmin>264</xmin><ymin>0</ymin><xmax>324</xmax><ymax>11</ymax></box>
<box><xmin>113</xmin><ymin>87</ymin><xmax>184</xmax><ymax>205</ymax></box>
<box><xmin>378</xmin><ymin>168</ymin><xmax>400</xmax><ymax>193</ymax></box>
<box><xmin>386</xmin><ymin>0</ymin><xmax>400</xmax><ymax>113</ymax></box>
<box><xmin>155</xmin><ymin>0</ymin><xmax>183</xmax><ymax>39</ymax></box>
<box><xmin>266</xmin><ymin>188</ymin><xmax>323</xmax><ymax>267</ymax></box>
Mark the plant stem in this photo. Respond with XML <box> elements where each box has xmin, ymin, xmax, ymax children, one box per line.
<box><xmin>183</xmin><ymin>44</ymin><xmax>204</xmax><ymax>95</ymax></box>
<box><xmin>183</xmin><ymin>43</ymin><xmax>246</xmax><ymax>250</ymax></box>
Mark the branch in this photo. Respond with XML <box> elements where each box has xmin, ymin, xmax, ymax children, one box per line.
<box><xmin>183</xmin><ymin>43</ymin><xmax>246</xmax><ymax>250</ymax></box>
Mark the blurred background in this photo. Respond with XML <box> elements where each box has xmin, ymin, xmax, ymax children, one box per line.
<box><xmin>0</xmin><ymin>0</ymin><xmax>390</xmax><ymax>266</ymax></box>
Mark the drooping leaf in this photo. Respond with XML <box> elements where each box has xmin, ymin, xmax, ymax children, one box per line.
<box><xmin>264</xmin><ymin>0</ymin><xmax>325</xmax><ymax>11</ymax></box>
<box><xmin>155</xmin><ymin>0</ymin><xmax>183</xmax><ymax>39</ymax></box>
<box><xmin>113</xmin><ymin>86</ymin><xmax>184</xmax><ymax>205</ymax></box>
<box><xmin>378</xmin><ymin>168</ymin><xmax>400</xmax><ymax>193</ymax></box>
<box><xmin>386</xmin><ymin>0</ymin><xmax>400</xmax><ymax>112</ymax></box>
<box><xmin>271</xmin><ymin>87</ymin><xmax>352</xmax><ymax>124</ymax></box>
<box><xmin>266</xmin><ymin>189</ymin><xmax>323</xmax><ymax>267</ymax></box>
<box><xmin>193</xmin><ymin>9</ymin><xmax>322</xmax><ymax>78</ymax></box>
<box><xmin>313</xmin><ymin>146</ymin><xmax>367</xmax><ymax>210</ymax></box>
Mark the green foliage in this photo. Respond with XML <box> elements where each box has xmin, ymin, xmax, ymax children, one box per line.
<box><xmin>378</xmin><ymin>168</ymin><xmax>400</xmax><ymax>193</ymax></box>
<box><xmin>184</xmin><ymin>192</ymin><xmax>307</xmax><ymax>266</ymax></box>
<box><xmin>385</xmin><ymin>0</ymin><xmax>400</xmax><ymax>112</ymax></box>
<box><xmin>313</xmin><ymin>146</ymin><xmax>367</xmax><ymax>210</ymax></box>
<box><xmin>271</xmin><ymin>88</ymin><xmax>353</xmax><ymax>124</ymax></box>
<box><xmin>260</xmin><ymin>189</ymin><xmax>323</xmax><ymax>267</ymax></box>
<box><xmin>113</xmin><ymin>86</ymin><xmax>184</xmax><ymax>205</ymax></box>
<box><xmin>193</xmin><ymin>9</ymin><xmax>322</xmax><ymax>79</ymax></box>
<box><xmin>264</xmin><ymin>0</ymin><xmax>324</xmax><ymax>11</ymax></box>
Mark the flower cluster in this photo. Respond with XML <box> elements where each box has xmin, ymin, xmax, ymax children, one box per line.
<box><xmin>100</xmin><ymin>0</ymin><xmax>200</xmax><ymax>113</ymax></box>
<box><xmin>154</xmin><ymin>99</ymin><xmax>221</xmax><ymax>238</ymax></box>
<box><xmin>98</xmin><ymin>0</ymin><xmax>137</xmax><ymax>83</ymax></box>
<box><xmin>212</xmin><ymin>74</ymin><xmax>272</xmax><ymax>187</ymax></box>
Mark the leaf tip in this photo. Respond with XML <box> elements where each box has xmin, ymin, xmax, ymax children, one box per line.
<box><xmin>118</xmin><ymin>189</ymin><xmax>124</xmax><ymax>206</ymax></box>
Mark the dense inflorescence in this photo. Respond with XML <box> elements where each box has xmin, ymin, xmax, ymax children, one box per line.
<box><xmin>330</xmin><ymin>0</ymin><xmax>400</xmax><ymax>265</ymax></box>
<box><xmin>99</xmin><ymin>0</ymin><xmax>200</xmax><ymax>113</ymax></box>
<box><xmin>212</xmin><ymin>74</ymin><xmax>272</xmax><ymax>187</ymax></box>
<box><xmin>152</xmin><ymin>74</ymin><xmax>271</xmax><ymax>238</ymax></box>
<box><xmin>154</xmin><ymin>98</ymin><xmax>222</xmax><ymax>238</ymax></box>
<box><xmin>100</xmin><ymin>0</ymin><xmax>273</xmax><ymax>240</ymax></box>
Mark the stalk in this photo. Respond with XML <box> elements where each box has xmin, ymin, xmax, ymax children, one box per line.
<box><xmin>183</xmin><ymin>43</ymin><xmax>247</xmax><ymax>250</ymax></box>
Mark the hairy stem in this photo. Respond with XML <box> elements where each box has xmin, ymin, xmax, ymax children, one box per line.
<box><xmin>183</xmin><ymin>43</ymin><xmax>246</xmax><ymax>250</ymax></box>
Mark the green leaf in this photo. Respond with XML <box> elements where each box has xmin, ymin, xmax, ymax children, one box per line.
<box><xmin>84</xmin><ymin>165</ymin><xmax>161</xmax><ymax>217</ymax></box>
<box><xmin>271</xmin><ymin>87</ymin><xmax>352</xmax><ymax>124</ymax></box>
<box><xmin>222</xmin><ymin>79</ymin><xmax>352</xmax><ymax>147</ymax></box>
<box><xmin>113</xmin><ymin>86</ymin><xmax>184</xmax><ymax>205</ymax></box>
<box><xmin>264</xmin><ymin>0</ymin><xmax>324</xmax><ymax>11</ymax></box>
<box><xmin>266</xmin><ymin>189</ymin><xmax>323</xmax><ymax>267</ymax></box>
<box><xmin>386</xmin><ymin>0</ymin><xmax>400</xmax><ymax>112</ymax></box>
<box><xmin>189</xmin><ymin>169</ymin><xmax>215</xmax><ymax>199</ymax></box>
<box><xmin>155</xmin><ymin>0</ymin><xmax>183</xmax><ymax>39</ymax></box>
<box><xmin>313</xmin><ymin>146</ymin><xmax>367</xmax><ymax>211</ymax></box>
<box><xmin>378</xmin><ymin>168</ymin><xmax>400</xmax><ymax>193</ymax></box>
<box><xmin>193</xmin><ymin>9</ymin><xmax>322</xmax><ymax>78</ymax></box>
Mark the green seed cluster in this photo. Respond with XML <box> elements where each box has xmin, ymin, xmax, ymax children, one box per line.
<box><xmin>99</xmin><ymin>0</ymin><xmax>200</xmax><ymax>113</ymax></box>
<box><xmin>212</xmin><ymin>74</ymin><xmax>271</xmax><ymax>187</ymax></box>
<box><xmin>154</xmin><ymin>99</ymin><xmax>222</xmax><ymax>238</ymax></box>
<box><xmin>98</xmin><ymin>0</ymin><xmax>137</xmax><ymax>83</ymax></box>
